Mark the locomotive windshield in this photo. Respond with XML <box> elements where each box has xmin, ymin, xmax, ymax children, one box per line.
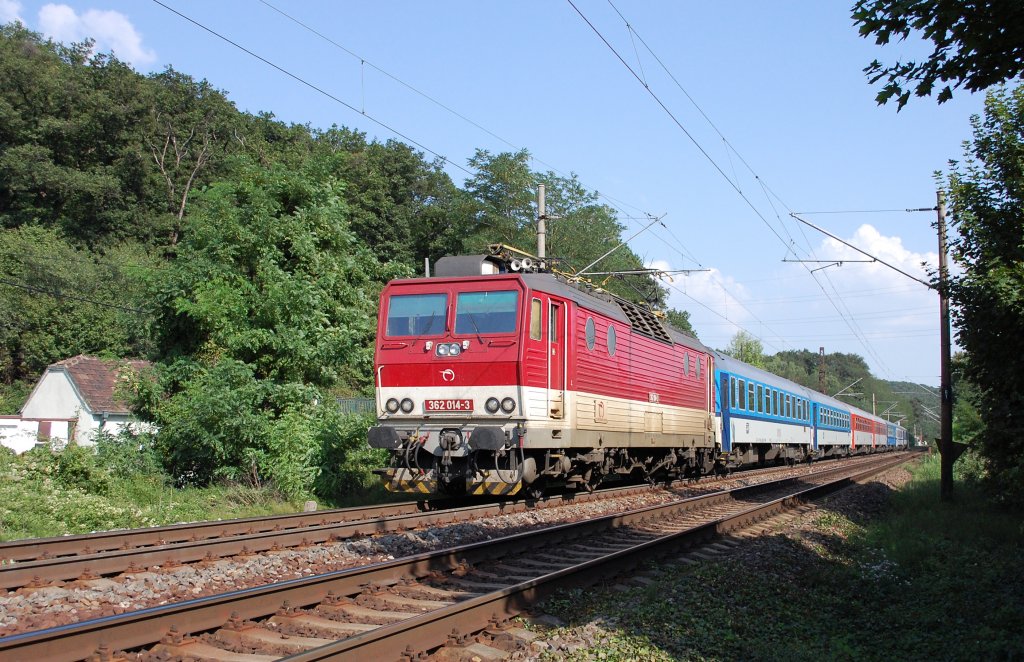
<box><xmin>455</xmin><ymin>290</ymin><xmax>519</xmax><ymax>335</ymax></box>
<box><xmin>386</xmin><ymin>293</ymin><xmax>447</xmax><ymax>337</ymax></box>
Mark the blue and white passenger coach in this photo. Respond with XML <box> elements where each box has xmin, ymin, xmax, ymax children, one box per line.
<box><xmin>714</xmin><ymin>353</ymin><xmax>815</xmax><ymax>465</ymax></box>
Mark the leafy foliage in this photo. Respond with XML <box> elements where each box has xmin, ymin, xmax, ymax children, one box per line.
<box><xmin>721</xmin><ymin>330</ymin><xmax>764</xmax><ymax>367</ymax></box>
<box><xmin>0</xmin><ymin>225</ymin><xmax>158</xmax><ymax>384</ymax></box>
<box><xmin>853</xmin><ymin>0</ymin><xmax>1024</xmax><ymax>109</ymax></box>
<box><xmin>144</xmin><ymin>158</ymin><xmax>406</xmax><ymax>494</ymax></box>
<box><xmin>663</xmin><ymin>308</ymin><xmax>697</xmax><ymax>337</ymax></box>
<box><xmin>464</xmin><ymin>149</ymin><xmax>666</xmax><ymax>306</ymax></box>
<box><xmin>946</xmin><ymin>85</ymin><xmax>1024</xmax><ymax>504</ymax></box>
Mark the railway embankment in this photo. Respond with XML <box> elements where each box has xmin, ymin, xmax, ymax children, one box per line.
<box><xmin>524</xmin><ymin>454</ymin><xmax>1024</xmax><ymax>660</ymax></box>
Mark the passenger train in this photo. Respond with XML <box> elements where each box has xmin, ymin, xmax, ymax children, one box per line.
<box><xmin>368</xmin><ymin>250</ymin><xmax>908</xmax><ymax>497</ymax></box>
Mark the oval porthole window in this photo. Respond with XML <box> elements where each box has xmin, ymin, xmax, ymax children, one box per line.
<box><xmin>585</xmin><ymin>317</ymin><xmax>596</xmax><ymax>350</ymax></box>
<box><xmin>607</xmin><ymin>325</ymin><xmax>617</xmax><ymax>356</ymax></box>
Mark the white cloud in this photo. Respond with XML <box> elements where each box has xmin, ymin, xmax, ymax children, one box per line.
<box><xmin>0</xmin><ymin>0</ymin><xmax>24</xmax><ymax>24</ymax></box>
<box><xmin>820</xmin><ymin>224</ymin><xmax>938</xmax><ymax>286</ymax></box>
<box><xmin>38</xmin><ymin>4</ymin><xmax>155</xmax><ymax>67</ymax></box>
<box><xmin>649</xmin><ymin>258</ymin><xmax>753</xmax><ymax>341</ymax></box>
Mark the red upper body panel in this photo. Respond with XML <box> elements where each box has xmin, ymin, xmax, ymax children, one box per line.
<box><xmin>374</xmin><ymin>273</ymin><xmax>711</xmax><ymax>412</ymax></box>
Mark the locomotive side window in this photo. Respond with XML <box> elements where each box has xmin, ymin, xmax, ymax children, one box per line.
<box><xmin>696</xmin><ymin>356</ymin><xmax>701</xmax><ymax>379</ymax></box>
<box><xmin>455</xmin><ymin>290</ymin><xmax>519</xmax><ymax>335</ymax></box>
<box><xmin>607</xmin><ymin>325</ymin><xmax>617</xmax><ymax>356</ymax></box>
<box><xmin>530</xmin><ymin>298</ymin><xmax>542</xmax><ymax>340</ymax></box>
<box><xmin>386</xmin><ymin>293</ymin><xmax>447</xmax><ymax>337</ymax></box>
<box><xmin>585</xmin><ymin>317</ymin><xmax>596</xmax><ymax>350</ymax></box>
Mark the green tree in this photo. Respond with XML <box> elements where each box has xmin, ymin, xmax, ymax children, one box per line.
<box><xmin>853</xmin><ymin>0</ymin><xmax>1024</xmax><ymax>109</ymax></box>
<box><xmin>664</xmin><ymin>308</ymin><xmax>697</xmax><ymax>337</ymax></box>
<box><xmin>946</xmin><ymin>85</ymin><xmax>1024</xmax><ymax>503</ymax></box>
<box><xmin>145</xmin><ymin>157</ymin><xmax>407</xmax><ymax>491</ymax></box>
<box><xmin>463</xmin><ymin>149</ymin><xmax>667</xmax><ymax>306</ymax></box>
<box><xmin>0</xmin><ymin>225</ymin><xmax>157</xmax><ymax>386</ymax></box>
<box><xmin>723</xmin><ymin>330</ymin><xmax>764</xmax><ymax>367</ymax></box>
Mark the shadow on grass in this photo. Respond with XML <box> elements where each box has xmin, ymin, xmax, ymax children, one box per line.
<box><xmin>535</xmin><ymin>473</ymin><xmax>1024</xmax><ymax>662</ymax></box>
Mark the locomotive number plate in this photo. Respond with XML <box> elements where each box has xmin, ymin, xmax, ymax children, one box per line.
<box><xmin>425</xmin><ymin>399</ymin><xmax>473</xmax><ymax>412</ymax></box>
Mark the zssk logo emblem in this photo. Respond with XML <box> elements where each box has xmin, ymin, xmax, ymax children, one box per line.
<box><xmin>441</xmin><ymin>369</ymin><xmax>456</xmax><ymax>382</ymax></box>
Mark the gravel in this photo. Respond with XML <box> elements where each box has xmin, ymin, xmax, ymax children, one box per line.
<box><xmin>0</xmin><ymin>459</ymin><xmax>897</xmax><ymax>638</ymax></box>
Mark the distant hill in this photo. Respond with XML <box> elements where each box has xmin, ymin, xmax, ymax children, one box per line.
<box><xmin>760</xmin><ymin>349</ymin><xmax>937</xmax><ymax>444</ymax></box>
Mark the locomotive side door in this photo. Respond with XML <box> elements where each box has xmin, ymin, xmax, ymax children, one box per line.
<box><xmin>547</xmin><ymin>300</ymin><xmax>565</xmax><ymax>418</ymax></box>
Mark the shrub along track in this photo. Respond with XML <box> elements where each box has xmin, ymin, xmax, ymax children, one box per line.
<box><xmin>0</xmin><ymin>453</ymin><xmax>912</xmax><ymax>661</ymax></box>
<box><xmin>0</xmin><ymin>455</ymin><xmax>875</xmax><ymax>593</ymax></box>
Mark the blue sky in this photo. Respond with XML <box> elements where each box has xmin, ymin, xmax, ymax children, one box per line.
<box><xmin>2</xmin><ymin>0</ymin><xmax>985</xmax><ymax>387</ymax></box>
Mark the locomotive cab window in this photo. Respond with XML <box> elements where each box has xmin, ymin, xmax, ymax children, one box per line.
<box><xmin>530</xmin><ymin>298</ymin><xmax>542</xmax><ymax>340</ymax></box>
<box><xmin>455</xmin><ymin>290</ymin><xmax>519</xmax><ymax>335</ymax></box>
<box><xmin>386</xmin><ymin>293</ymin><xmax>447</xmax><ymax>337</ymax></box>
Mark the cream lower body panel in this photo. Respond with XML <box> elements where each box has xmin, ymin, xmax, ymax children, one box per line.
<box><xmin>730</xmin><ymin>417</ymin><xmax>812</xmax><ymax>447</ymax></box>
<box><xmin>817</xmin><ymin>428</ymin><xmax>852</xmax><ymax>447</ymax></box>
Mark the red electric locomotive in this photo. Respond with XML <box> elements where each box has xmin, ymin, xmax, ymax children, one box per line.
<box><xmin>368</xmin><ymin>250</ymin><xmax>718</xmax><ymax>497</ymax></box>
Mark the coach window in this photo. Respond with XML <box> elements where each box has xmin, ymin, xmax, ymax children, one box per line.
<box><xmin>772</xmin><ymin>390</ymin><xmax>778</xmax><ymax>416</ymax></box>
<box><xmin>731</xmin><ymin>377</ymin><xmax>738</xmax><ymax>410</ymax></box>
<box><xmin>785</xmin><ymin>394</ymin><xmax>791</xmax><ymax>419</ymax></box>
<box><xmin>607</xmin><ymin>325</ymin><xmax>617</xmax><ymax>356</ymax></box>
<box><xmin>585</xmin><ymin>317</ymin><xmax>596</xmax><ymax>350</ymax></box>
<box><xmin>738</xmin><ymin>379</ymin><xmax>747</xmax><ymax>410</ymax></box>
<box><xmin>530</xmin><ymin>299</ymin><xmax>542</xmax><ymax>341</ymax></box>
<box><xmin>756</xmin><ymin>385</ymin><xmax>764</xmax><ymax>413</ymax></box>
<box><xmin>747</xmin><ymin>382</ymin><xmax>755</xmax><ymax>411</ymax></box>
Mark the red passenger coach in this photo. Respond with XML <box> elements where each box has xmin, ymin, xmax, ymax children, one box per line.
<box><xmin>369</xmin><ymin>254</ymin><xmax>718</xmax><ymax>497</ymax></box>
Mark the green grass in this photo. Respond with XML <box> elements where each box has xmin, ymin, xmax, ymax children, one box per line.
<box><xmin>0</xmin><ymin>442</ymin><xmax>403</xmax><ymax>541</ymax></box>
<box><xmin>536</xmin><ymin>456</ymin><xmax>1024</xmax><ymax>661</ymax></box>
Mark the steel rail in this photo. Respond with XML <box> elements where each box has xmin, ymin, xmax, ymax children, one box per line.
<box><xmin>0</xmin><ymin>455</ymin><xmax>873</xmax><ymax>590</ymax></box>
<box><xmin>287</xmin><ymin>453</ymin><xmax>911</xmax><ymax>660</ymax></box>
<box><xmin>0</xmin><ymin>450</ymin><xmax>870</xmax><ymax>564</ymax></box>
<box><xmin>0</xmin><ymin>453</ymin><xmax>910</xmax><ymax>661</ymax></box>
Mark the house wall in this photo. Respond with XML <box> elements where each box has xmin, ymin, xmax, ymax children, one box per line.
<box><xmin>0</xmin><ymin>417</ymin><xmax>72</xmax><ymax>453</ymax></box>
<box><xmin>21</xmin><ymin>371</ymin><xmax>84</xmax><ymax>419</ymax></box>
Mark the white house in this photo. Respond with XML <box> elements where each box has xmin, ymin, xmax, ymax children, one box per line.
<box><xmin>0</xmin><ymin>355</ymin><xmax>152</xmax><ymax>453</ymax></box>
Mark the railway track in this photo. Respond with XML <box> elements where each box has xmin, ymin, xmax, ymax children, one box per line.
<box><xmin>0</xmin><ymin>454</ymin><xmax>872</xmax><ymax>592</ymax></box>
<box><xmin>0</xmin><ymin>452</ymin><xmax>912</xmax><ymax>661</ymax></box>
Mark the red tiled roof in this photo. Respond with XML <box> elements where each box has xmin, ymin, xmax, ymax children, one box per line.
<box><xmin>51</xmin><ymin>355</ymin><xmax>152</xmax><ymax>415</ymax></box>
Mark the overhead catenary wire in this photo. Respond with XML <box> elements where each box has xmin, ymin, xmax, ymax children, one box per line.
<box><xmin>151</xmin><ymin>0</ymin><xmax>474</xmax><ymax>177</ymax></box>
<box><xmin>588</xmin><ymin>0</ymin><xmax>914</xmax><ymax>377</ymax></box>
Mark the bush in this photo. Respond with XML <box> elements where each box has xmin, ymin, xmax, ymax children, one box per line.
<box><xmin>314</xmin><ymin>411</ymin><xmax>386</xmax><ymax>501</ymax></box>
<box><xmin>95</xmin><ymin>430</ymin><xmax>164</xmax><ymax>479</ymax></box>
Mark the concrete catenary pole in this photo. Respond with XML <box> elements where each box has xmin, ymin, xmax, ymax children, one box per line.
<box><xmin>818</xmin><ymin>346</ymin><xmax>826</xmax><ymax>393</ymax></box>
<box><xmin>937</xmin><ymin>191</ymin><xmax>954</xmax><ymax>501</ymax></box>
<box><xmin>537</xmin><ymin>184</ymin><xmax>546</xmax><ymax>265</ymax></box>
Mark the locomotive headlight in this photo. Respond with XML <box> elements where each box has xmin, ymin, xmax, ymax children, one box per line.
<box><xmin>448</xmin><ymin>344</ymin><xmax>461</xmax><ymax>356</ymax></box>
<box><xmin>385</xmin><ymin>398</ymin><xmax>400</xmax><ymax>414</ymax></box>
<box><xmin>485</xmin><ymin>397</ymin><xmax>500</xmax><ymax>413</ymax></box>
<box><xmin>500</xmin><ymin>397</ymin><xmax>516</xmax><ymax>413</ymax></box>
<box><xmin>437</xmin><ymin>344</ymin><xmax>449</xmax><ymax>356</ymax></box>
<box><xmin>400</xmin><ymin>398</ymin><xmax>414</xmax><ymax>413</ymax></box>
